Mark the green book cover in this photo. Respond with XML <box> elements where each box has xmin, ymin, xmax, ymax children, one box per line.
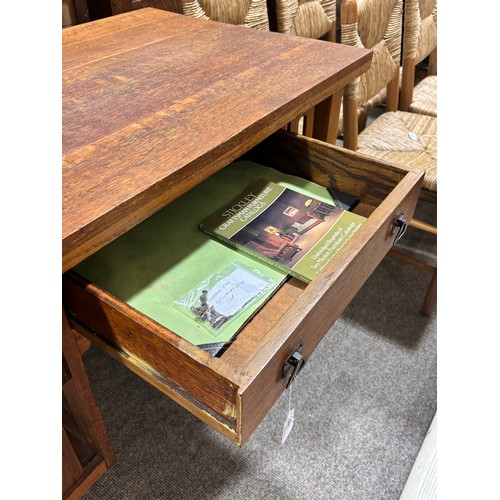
<box><xmin>200</xmin><ymin>178</ymin><xmax>366</xmax><ymax>284</ymax></box>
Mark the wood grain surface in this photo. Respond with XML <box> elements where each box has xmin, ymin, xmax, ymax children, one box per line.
<box><xmin>62</xmin><ymin>8</ymin><xmax>371</xmax><ymax>272</ymax></box>
<box><xmin>62</xmin><ymin>308</ymin><xmax>115</xmax><ymax>496</ymax></box>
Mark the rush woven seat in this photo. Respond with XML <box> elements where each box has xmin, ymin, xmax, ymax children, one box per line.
<box><xmin>357</xmin><ymin>110</ymin><xmax>437</xmax><ymax>192</ymax></box>
<box><xmin>341</xmin><ymin>0</ymin><xmax>437</xmax><ymax>315</ymax></box>
<box><xmin>182</xmin><ymin>0</ymin><xmax>270</xmax><ymax>30</ymax></box>
<box><xmin>399</xmin><ymin>0</ymin><xmax>437</xmax><ymax>116</ymax></box>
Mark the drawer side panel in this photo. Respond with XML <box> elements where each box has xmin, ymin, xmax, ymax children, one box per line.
<box><xmin>63</xmin><ymin>272</ymin><xmax>239</xmax><ymax>425</ymax></box>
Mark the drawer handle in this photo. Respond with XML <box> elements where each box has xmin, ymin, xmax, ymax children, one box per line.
<box><xmin>282</xmin><ymin>344</ymin><xmax>308</xmax><ymax>389</ymax></box>
<box><xmin>391</xmin><ymin>213</ymin><xmax>408</xmax><ymax>243</ymax></box>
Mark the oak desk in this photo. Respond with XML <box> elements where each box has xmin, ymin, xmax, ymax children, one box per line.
<box><xmin>62</xmin><ymin>8</ymin><xmax>372</xmax><ymax>494</ymax></box>
<box><xmin>62</xmin><ymin>7</ymin><xmax>422</xmax><ymax>495</ymax></box>
<box><xmin>62</xmin><ymin>8</ymin><xmax>371</xmax><ymax>272</ymax></box>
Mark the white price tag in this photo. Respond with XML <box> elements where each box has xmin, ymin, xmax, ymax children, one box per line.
<box><xmin>205</xmin><ymin>268</ymin><xmax>269</xmax><ymax>316</ymax></box>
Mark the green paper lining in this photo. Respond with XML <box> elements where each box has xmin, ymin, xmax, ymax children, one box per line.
<box><xmin>73</xmin><ymin>161</ymin><xmax>337</xmax><ymax>346</ymax></box>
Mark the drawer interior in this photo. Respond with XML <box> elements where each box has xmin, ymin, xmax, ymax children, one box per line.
<box><xmin>63</xmin><ymin>130</ymin><xmax>423</xmax><ymax>445</ymax></box>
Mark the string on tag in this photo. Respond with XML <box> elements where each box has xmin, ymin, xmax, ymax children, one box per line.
<box><xmin>281</xmin><ymin>384</ymin><xmax>296</xmax><ymax>444</ymax></box>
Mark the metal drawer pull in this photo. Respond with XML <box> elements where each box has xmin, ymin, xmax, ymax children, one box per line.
<box><xmin>391</xmin><ymin>213</ymin><xmax>408</xmax><ymax>243</ymax></box>
<box><xmin>282</xmin><ymin>345</ymin><xmax>308</xmax><ymax>388</ymax></box>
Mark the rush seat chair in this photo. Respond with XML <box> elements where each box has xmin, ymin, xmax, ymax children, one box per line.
<box><xmin>182</xmin><ymin>0</ymin><xmax>270</xmax><ymax>30</ymax></box>
<box><xmin>274</xmin><ymin>0</ymin><xmax>337</xmax><ymax>138</ymax></box>
<box><xmin>340</xmin><ymin>0</ymin><xmax>437</xmax><ymax>315</ymax></box>
<box><xmin>399</xmin><ymin>0</ymin><xmax>437</xmax><ymax>117</ymax></box>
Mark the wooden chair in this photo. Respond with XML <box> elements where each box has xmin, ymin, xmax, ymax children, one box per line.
<box><xmin>346</xmin><ymin>0</ymin><xmax>437</xmax><ymax>131</ymax></box>
<box><xmin>399</xmin><ymin>0</ymin><xmax>437</xmax><ymax>116</ymax></box>
<box><xmin>181</xmin><ymin>0</ymin><xmax>270</xmax><ymax>30</ymax></box>
<box><xmin>330</xmin><ymin>0</ymin><xmax>403</xmax><ymax>141</ymax></box>
<box><xmin>341</xmin><ymin>0</ymin><xmax>437</xmax><ymax>315</ymax></box>
<box><xmin>340</xmin><ymin>0</ymin><xmax>403</xmax><ymax>148</ymax></box>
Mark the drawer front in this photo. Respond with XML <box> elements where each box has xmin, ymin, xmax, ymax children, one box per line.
<box><xmin>231</xmin><ymin>131</ymin><xmax>423</xmax><ymax>442</ymax></box>
<box><xmin>63</xmin><ymin>131</ymin><xmax>423</xmax><ymax>446</ymax></box>
<box><xmin>236</xmin><ymin>169</ymin><xmax>422</xmax><ymax>444</ymax></box>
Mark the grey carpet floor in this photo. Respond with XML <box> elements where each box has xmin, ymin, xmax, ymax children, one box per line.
<box><xmin>82</xmin><ymin>200</ymin><xmax>437</xmax><ymax>500</ymax></box>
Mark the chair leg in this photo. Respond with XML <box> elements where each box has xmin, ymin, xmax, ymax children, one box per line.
<box><xmin>422</xmin><ymin>268</ymin><xmax>437</xmax><ymax>316</ymax></box>
<box><xmin>342</xmin><ymin>97</ymin><xmax>358</xmax><ymax>150</ymax></box>
<box><xmin>409</xmin><ymin>217</ymin><xmax>437</xmax><ymax>235</ymax></box>
<box><xmin>428</xmin><ymin>47</ymin><xmax>437</xmax><ymax>76</ymax></box>
<box><xmin>400</xmin><ymin>58</ymin><xmax>416</xmax><ymax>111</ymax></box>
<box><xmin>387</xmin><ymin>248</ymin><xmax>434</xmax><ymax>272</ymax></box>
<box><xmin>386</xmin><ymin>71</ymin><xmax>400</xmax><ymax>111</ymax></box>
<box><xmin>358</xmin><ymin>107</ymin><xmax>368</xmax><ymax>133</ymax></box>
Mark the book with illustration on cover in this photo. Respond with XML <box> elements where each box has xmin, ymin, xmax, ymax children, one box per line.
<box><xmin>200</xmin><ymin>178</ymin><xmax>366</xmax><ymax>283</ymax></box>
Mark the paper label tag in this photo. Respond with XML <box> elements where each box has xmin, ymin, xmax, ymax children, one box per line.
<box><xmin>281</xmin><ymin>408</ymin><xmax>295</xmax><ymax>444</ymax></box>
<box><xmin>205</xmin><ymin>268</ymin><xmax>269</xmax><ymax>317</ymax></box>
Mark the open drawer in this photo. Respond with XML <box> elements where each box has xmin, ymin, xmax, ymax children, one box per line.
<box><xmin>63</xmin><ymin>130</ymin><xmax>423</xmax><ymax>446</ymax></box>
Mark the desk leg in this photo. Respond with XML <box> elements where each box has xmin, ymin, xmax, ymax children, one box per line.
<box><xmin>62</xmin><ymin>307</ymin><xmax>115</xmax><ymax>499</ymax></box>
<box><xmin>312</xmin><ymin>90</ymin><xmax>342</xmax><ymax>144</ymax></box>
<box><xmin>288</xmin><ymin>107</ymin><xmax>315</xmax><ymax>137</ymax></box>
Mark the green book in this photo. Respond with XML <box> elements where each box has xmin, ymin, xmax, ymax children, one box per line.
<box><xmin>200</xmin><ymin>178</ymin><xmax>366</xmax><ymax>284</ymax></box>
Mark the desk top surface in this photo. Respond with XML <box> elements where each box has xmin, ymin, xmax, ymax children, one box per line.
<box><xmin>62</xmin><ymin>8</ymin><xmax>370</xmax><ymax>272</ymax></box>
